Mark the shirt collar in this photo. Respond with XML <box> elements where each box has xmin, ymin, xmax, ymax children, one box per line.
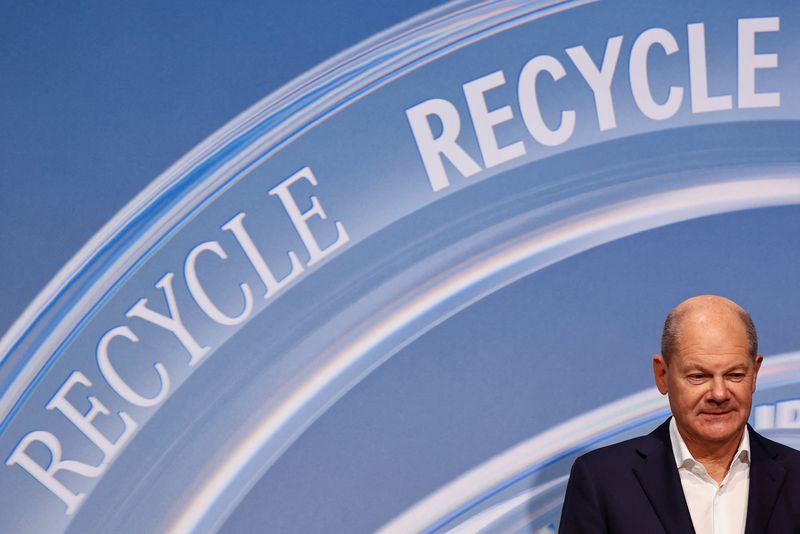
<box><xmin>669</xmin><ymin>416</ymin><xmax>751</xmax><ymax>468</ymax></box>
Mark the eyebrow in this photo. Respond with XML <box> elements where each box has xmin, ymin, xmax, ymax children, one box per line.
<box><xmin>680</xmin><ymin>362</ymin><xmax>749</xmax><ymax>373</ymax></box>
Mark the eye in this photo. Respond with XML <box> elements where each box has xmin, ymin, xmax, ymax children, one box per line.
<box><xmin>727</xmin><ymin>373</ymin><xmax>746</xmax><ymax>382</ymax></box>
<box><xmin>687</xmin><ymin>374</ymin><xmax>706</xmax><ymax>384</ymax></box>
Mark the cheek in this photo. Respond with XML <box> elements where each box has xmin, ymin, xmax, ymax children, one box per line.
<box><xmin>673</xmin><ymin>390</ymin><xmax>700</xmax><ymax>410</ymax></box>
<box><xmin>677</xmin><ymin>389</ymin><xmax>706</xmax><ymax>410</ymax></box>
<box><xmin>735</xmin><ymin>385</ymin><xmax>754</xmax><ymax>402</ymax></box>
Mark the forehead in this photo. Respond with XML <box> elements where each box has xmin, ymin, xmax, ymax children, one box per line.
<box><xmin>673</xmin><ymin>309</ymin><xmax>751</xmax><ymax>363</ymax></box>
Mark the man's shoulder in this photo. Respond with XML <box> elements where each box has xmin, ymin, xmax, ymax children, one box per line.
<box><xmin>573</xmin><ymin>428</ymin><xmax>666</xmax><ymax>472</ymax></box>
<box><xmin>749</xmin><ymin>427</ymin><xmax>800</xmax><ymax>467</ymax></box>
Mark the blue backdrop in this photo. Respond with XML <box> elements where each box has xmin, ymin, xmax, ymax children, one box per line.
<box><xmin>2</xmin><ymin>2</ymin><xmax>799</xmax><ymax>533</ymax></box>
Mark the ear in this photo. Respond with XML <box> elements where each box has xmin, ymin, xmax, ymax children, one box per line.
<box><xmin>752</xmin><ymin>353</ymin><xmax>764</xmax><ymax>392</ymax></box>
<box><xmin>653</xmin><ymin>355</ymin><xmax>669</xmax><ymax>395</ymax></box>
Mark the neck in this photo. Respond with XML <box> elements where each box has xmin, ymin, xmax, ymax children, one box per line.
<box><xmin>680</xmin><ymin>426</ymin><xmax>745</xmax><ymax>484</ymax></box>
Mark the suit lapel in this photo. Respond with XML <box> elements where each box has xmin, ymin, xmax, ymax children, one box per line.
<box><xmin>633</xmin><ymin>420</ymin><xmax>695</xmax><ymax>534</ymax></box>
<box><xmin>744</xmin><ymin>426</ymin><xmax>786</xmax><ymax>534</ymax></box>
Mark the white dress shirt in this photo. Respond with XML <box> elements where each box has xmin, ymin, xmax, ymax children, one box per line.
<box><xmin>669</xmin><ymin>417</ymin><xmax>750</xmax><ymax>534</ymax></box>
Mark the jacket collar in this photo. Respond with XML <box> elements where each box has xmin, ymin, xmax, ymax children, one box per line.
<box><xmin>633</xmin><ymin>418</ymin><xmax>695</xmax><ymax>534</ymax></box>
<box><xmin>634</xmin><ymin>420</ymin><xmax>787</xmax><ymax>534</ymax></box>
<box><xmin>744</xmin><ymin>425</ymin><xmax>786</xmax><ymax>534</ymax></box>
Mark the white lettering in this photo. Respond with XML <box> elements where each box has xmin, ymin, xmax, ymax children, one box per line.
<box><xmin>518</xmin><ymin>55</ymin><xmax>576</xmax><ymax>146</ymax></box>
<box><xmin>738</xmin><ymin>17</ymin><xmax>780</xmax><ymax>109</ymax></box>
<box><xmin>406</xmin><ymin>98</ymin><xmax>482</xmax><ymax>191</ymax></box>
<box><xmin>222</xmin><ymin>212</ymin><xmax>304</xmax><ymax>299</ymax></box>
<box><xmin>629</xmin><ymin>28</ymin><xmax>684</xmax><ymax>120</ymax></box>
<box><xmin>462</xmin><ymin>70</ymin><xmax>525</xmax><ymax>168</ymax></box>
<box><xmin>688</xmin><ymin>23</ymin><xmax>733</xmax><ymax>113</ymax></box>
<box><xmin>97</xmin><ymin>326</ymin><xmax>170</xmax><ymax>407</ymax></box>
<box><xmin>754</xmin><ymin>399</ymin><xmax>800</xmax><ymax>430</ymax></box>
<box><xmin>776</xmin><ymin>399</ymin><xmax>800</xmax><ymax>428</ymax></box>
<box><xmin>46</xmin><ymin>371</ymin><xmax>137</xmax><ymax>458</ymax></box>
<box><xmin>126</xmin><ymin>273</ymin><xmax>210</xmax><ymax>366</ymax></box>
<box><xmin>754</xmin><ymin>404</ymin><xmax>776</xmax><ymax>430</ymax></box>
<box><xmin>566</xmin><ymin>35</ymin><xmax>624</xmax><ymax>130</ymax></box>
<box><xmin>185</xmin><ymin>240</ymin><xmax>254</xmax><ymax>326</ymax></box>
<box><xmin>6</xmin><ymin>431</ymin><xmax>101</xmax><ymax>514</ymax></box>
<box><xmin>269</xmin><ymin>167</ymin><xmax>350</xmax><ymax>267</ymax></box>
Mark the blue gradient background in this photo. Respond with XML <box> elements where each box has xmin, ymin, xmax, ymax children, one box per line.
<box><xmin>0</xmin><ymin>0</ymin><xmax>448</xmax><ymax>339</ymax></box>
<box><xmin>225</xmin><ymin>207</ymin><xmax>800</xmax><ymax>532</ymax></box>
<box><xmin>3</xmin><ymin>2</ymin><xmax>800</xmax><ymax>533</ymax></box>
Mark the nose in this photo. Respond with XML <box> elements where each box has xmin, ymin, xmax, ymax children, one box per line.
<box><xmin>708</xmin><ymin>376</ymin><xmax>731</xmax><ymax>403</ymax></box>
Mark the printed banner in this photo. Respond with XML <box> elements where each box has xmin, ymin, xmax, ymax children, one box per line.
<box><xmin>2</xmin><ymin>1</ymin><xmax>800</xmax><ymax>532</ymax></box>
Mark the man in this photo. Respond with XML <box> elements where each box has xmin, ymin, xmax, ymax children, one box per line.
<box><xmin>558</xmin><ymin>295</ymin><xmax>800</xmax><ymax>533</ymax></box>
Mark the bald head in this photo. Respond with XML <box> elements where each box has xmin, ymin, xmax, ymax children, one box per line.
<box><xmin>660</xmin><ymin>295</ymin><xmax>758</xmax><ymax>364</ymax></box>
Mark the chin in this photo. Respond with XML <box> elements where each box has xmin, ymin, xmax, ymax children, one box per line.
<box><xmin>696</xmin><ymin>417</ymin><xmax>744</xmax><ymax>442</ymax></box>
<box><xmin>698</xmin><ymin>428</ymin><xmax>739</xmax><ymax>443</ymax></box>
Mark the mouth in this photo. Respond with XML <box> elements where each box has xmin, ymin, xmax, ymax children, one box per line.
<box><xmin>699</xmin><ymin>410</ymin><xmax>735</xmax><ymax>419</ymax></box>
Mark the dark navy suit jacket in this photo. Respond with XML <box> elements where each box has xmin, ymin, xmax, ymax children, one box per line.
<box><xmin>558</xmin><ymin>419</ymin><xmax>800</xmax><ymax>533</ymax></box>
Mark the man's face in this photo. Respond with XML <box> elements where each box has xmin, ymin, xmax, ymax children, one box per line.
<box><xmin>653</xmin><ymin>311</ymin><xmax>762</xmax><ymax>449</ymax></box>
